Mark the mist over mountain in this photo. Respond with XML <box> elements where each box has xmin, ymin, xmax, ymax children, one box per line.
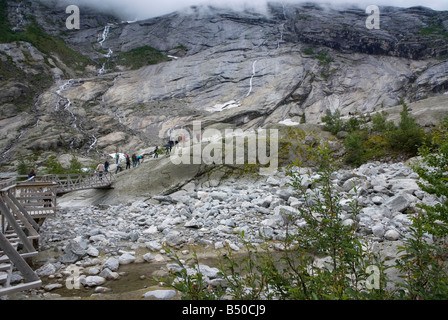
<box><xmin>41</xmin><ymin>0</ymin><xmax>448</xmax><ymax>21</ymax></box>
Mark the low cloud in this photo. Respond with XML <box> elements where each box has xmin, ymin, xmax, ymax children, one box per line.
<box><xmin>44</xmin><ymin>0</ymin><xmax>448</xmax><ymax>21</ymax></box>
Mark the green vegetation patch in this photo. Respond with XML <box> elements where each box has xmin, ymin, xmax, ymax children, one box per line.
<box><xmin>1</xmin><ymin>2</ymin><xmax>90</xmax><ymax>70</ymax></box>
<box><xmin>321</xmin><ymin>101</ymin><xmax>427</xmax><ymax>166</ymax></box>
<box><xmin>117</xmin><ymin>46</ymin><xmax>170</xmax><ymax>70</ymax></box>
<box><xmin>419</xmin><ymin>23</ymin><xmax>448</xmax><ymax>38</ymax></box>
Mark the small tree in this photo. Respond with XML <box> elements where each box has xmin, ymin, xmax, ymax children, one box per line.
<box><xmin>16</xmin><ymin>157</ymin><xmax>29</xmax><ymax>176</ymax></box>
<box><xmin>370</xmin><ymin>111</ymin><xmax>392</xmax><ymax>133</ymax></box>
<box><xmin>68</xmin><ymin>153</ymin><xmax>83</xmax><ymax>173</ymax></box>
<box><xmin>322</xmin><ymin>109</ymin><xmax>344</xmax><ymax>135</ymax></box>
<box><xmin>344</xmin><ymin>130</ymin><xmax>367</xmax><ymax>166</ymax></box>
<box><xmin>396</xmin><ymin>116</ymin><xmax>448</xmax><ymax>299</ymax></box>
<box><xmin>45</xmin><ymin>155</ymin><xmax>65</xmax><ymax>174</ymax></box>
<box><xmin>387</xmin><ymin>101</ymin><xmax>425</xmax><ymax>156</ymax></box>
<box><xmin>412</xmin><ymin>116</ymin><xmax>448</xmax><ymax>238</ymax></box>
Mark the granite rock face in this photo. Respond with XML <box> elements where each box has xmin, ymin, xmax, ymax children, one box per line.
<box><xmin>1</xmin><ymin>1</ymin><xmax>447</xmax><ymax>169</ymax></box>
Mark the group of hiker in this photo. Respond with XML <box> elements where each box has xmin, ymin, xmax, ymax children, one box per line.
<box><xmin>94</xmin><ymin>137</ymin><xmax>185</xmax><ymax>178</ymax></box>
<box><xmin>153</xmin><ymin>138</ymin><xmax>180</xmax><ymax>159</ymax></box>
<box><xmin>113</xmin><ymin>153</ymin><xmax>143</xmax><ymax>174</ymax></box>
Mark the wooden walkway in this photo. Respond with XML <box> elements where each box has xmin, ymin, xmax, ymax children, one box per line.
<box><xmin>0</xmin><ymin>172</ymin><xmax>114</xmax><ymax>296</ymax></box>
<box><xmin>19</xmin><ymin>172</ymin><xmax>115</xmax><ymax>195</ymax></box>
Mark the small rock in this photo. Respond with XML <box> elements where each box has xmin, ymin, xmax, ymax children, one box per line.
<box><xmin>95</xmin><ymin>286</ymin><xmax>112</xmax><ymax>293</ymax></box>
<box><xmin>372</xmin><ymin>224</ymin><xmax>386</xmax><ymax>238</ymax></box>
<box><xmin>384</xmin><ymin>229</ymin><xmax>400</xmax><ymax>241</ymax></box>
<box><xmin>146</xmin><ymin>240</ymin><xmax>163</xmax><ymax>251</ymax></box>
<box><xmin>103</xmin><ymin>257</ymin><xmax>120</xmax><ymax>271</ymax></box>
<box><xmin>143</xmin><ymin>289</ymin><xmax>177</xmax><ymax>300</ymax></box>
<box><xmin>143</xmin><ymin>253</ymin><xmax>155</xmax><ymax>262</ymax></box>
<box><xmin>99</xmin><ymin>268</ymin><xmax>120</xmax><ymax>280</ymax></box>
<box><xmin>44</xmin><ymin>283</ymin><xmax>63</xmax><ymax>291</ymax></box>
<box><xmin>119</xmin><ymin>252</ymin><xmax>136</xmax><ymax>265</ymax></box>
<box><xmin>86</xmin><ymin>246</ymin><xmax>100</xmax><ymax>257</ymax></box>
<box><xmin>82</xmin><ymin>276</ymin><xmax>106</xmax><ymax>287</ymax></box>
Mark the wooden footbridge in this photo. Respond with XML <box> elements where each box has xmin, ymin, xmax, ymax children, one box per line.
<box><xmin>0</xmin><ymin>172</ymin><xmax>114</xmax><ymax>296</ymax></box>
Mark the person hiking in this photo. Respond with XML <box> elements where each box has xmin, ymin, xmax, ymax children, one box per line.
<box><xmin>126</xmin><ymin>154</ymin><xmax>131</xmax><ymax>169</ymax></box>
<box><xmin>96</xmin><ymin>163</ymin><xmax>105</xmax><ymax>180</ymax></box>
<box><xmin>165</xmin><ymin>143</ymin><xmax>170</xmax><ymax>155</ymax></box>
<box><xmin>104</xmin><ymin>160</ymin><xmax>110</xmax><ymax>173</ymax></box>
<box><xmin>115</xmin><ymin>152</ymin><xmax>119</xmax><ymax>164</ymax></box>
<box><xmin>132</xmin><ymin>153</ymin><xmax>137</xmax><ymax>167</ymax></box>
<box><xmin>153</xmin><ymin>146</ymin><xmax>159</xmax><ymax>158</ymax></box>
<box><xmin>28</xmin><ymin>168</ymin><xmax>36</xmax><ymax>182</ymax></box>
<box><xmin>115</xmin><ymin>158</ymin><xmax>123</xmax><ymax>174</ymax></box>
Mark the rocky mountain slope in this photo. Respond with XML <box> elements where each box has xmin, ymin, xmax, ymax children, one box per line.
<box><xmin>1</xmin><ymin>0</ymin><xmax>448</xmax><ymax>174</ymax></box>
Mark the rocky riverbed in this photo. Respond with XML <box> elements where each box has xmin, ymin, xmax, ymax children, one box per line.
<box><xmin>3</xmin><ymin>158</ymin><xmax>441</xmax><ymax>300</ymax></box>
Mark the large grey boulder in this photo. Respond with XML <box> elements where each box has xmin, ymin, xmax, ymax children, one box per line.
<box><xmin>385</xmin><ymin>193</ymin><xmax>417</xmax><ymax>213</ymax></box>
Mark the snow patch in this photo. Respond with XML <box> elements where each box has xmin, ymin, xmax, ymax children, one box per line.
<box><xmin>279</xmin><ymin>119</ymin><xmax>300</xmax><ymax>126</ymax></box>
<box><xmin>206</xmin><ymin>100</ymin><xmax>241</xmax><ymax>113</ymax></box>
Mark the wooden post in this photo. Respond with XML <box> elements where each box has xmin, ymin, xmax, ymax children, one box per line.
<box><xmin>0</xmin><ymin>198</ymin><xmax>36</xmax><ymax>254</ymax></box>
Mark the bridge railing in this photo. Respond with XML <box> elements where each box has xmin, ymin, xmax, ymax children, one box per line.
<box><xmin>10</xmin><ymin>182</ymin><xmax>58</xmax><ymax>219</ymax></box>
<box><xmin>0</xmin><ymin>183</ymin><xmax>45</xmax><ymax>296</ymax></box>
<box><xmin>15</xmin><ymin>172</ymin><xmax>114</xmax><ymax>194</ymax></box>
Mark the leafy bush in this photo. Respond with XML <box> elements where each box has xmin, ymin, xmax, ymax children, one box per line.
<box><xmin>363</xmin><ymin>134</ymin><xmax>390</xmax><ymax>160</ymax></box>
<box><xmin>370</xmin><ymin>111</ymin><xmax>393</xmax><ymax>133</ymax></box>
<box><xmin>322</xmin><ymin>102</ymin><xmax>426</xmax><ymax>165</ymax></box>
<box><xmin>321</xmin><ymin>109</ymin><xmax>344</xmax><ymax>135</ymax></box>
<box><xmin>45</xmin><ymin>155</ymin><xmax>66</xmax><ymax>174</ymax></box>
<box><xmin>68</xmin><ymin>154</ymin><xmax>83</xmax><ymax>173</ymax></box>
<box><xmin>412</xmin><ymin>117</ymin><xmax>448</xmax><ymax>238</ymax></box>
<box><xmin>117</xmin><ymin>46</ymin><xmax>169</xmax><ymax>70</ymax></box>
<box><xmin>344</xmin><ymin>130</ymin><xmax>367</xmax><ymax>166</ymax></box>
<box><xmin>386</xmin><ymin>102</ymin><xmax>425</xmax><ymax>156</ymax></box>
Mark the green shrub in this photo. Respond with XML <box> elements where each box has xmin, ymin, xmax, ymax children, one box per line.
<box><xmin>68</xmin><ymin>154</ymin><xmax>83</xmax><ymax>173</ymax></box>
<box><xmin>371</xmin><ymin>111</ymin><xmax>392</xmax><ymax>133</ymax></box>
<box><xmin>303</xmin><ymin>48</ymin><xmax>314</xmax><ymax>55</ymax></box>
<box><xmin>394</xmin><ymin>116</ymin><xmax>448</xmax><ymax>299</ymax></box>
<box><xmin>386</xmin><ymin>102</ymin><xmax>425</xmax><ymax>156</ymax></box>
<box><xmin>344</xmin><ymin>130</ymin><xmax>367</xmax><ymax>166</ymax></box>
<box><xmin>45</xmin><ymin>155</ymin><xmax>66</xmax><ymax>174</ymax></box>
<box><xmin>117</xmin><ymin>46</ymin><xmax>169</xmax><ymax>70</ymax></box>
<box><xmin>321</xmin><ymin>109</ymin><xmax>344</xmax><ymax>135</ymax></box>
<box><xmin>363</xmin><ymin>134</ymin><xmax>390</xmax><ymax>160</ymax></box>
<box><xmin>412</xmin><ymin>117</ymin><xmax>448</xmax><ymax>237</ymax></box>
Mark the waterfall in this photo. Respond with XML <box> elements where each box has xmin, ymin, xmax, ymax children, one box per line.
<box><xmin>1</xmin><ymin>128</ymin><xmax>28</xmax><ymax>160</ymax></box>
<box><xmin>87</xmin><ymin>135</ymin><xmax>98</xmax><ymax>154</ymax></box>
<box><xmin>246</xmin><ymin>60</ymin><xmax>258</xmax><ymax>97</ymax></box>
<box><xmin>98</xmin><ymin>25</ymin><xmax>114</xmax><ymax>75</ymax></box>
<box><xmin>277</xmin><ymin>23</ymin><xmax>284</xmax><ymax>49</ymax></box>
<box><xmin>281</xmin><ymin>2</ymin><xmax>287</xmax><ymax>20</ymax></box>
<box><xmin>99</xmin><ymin>48</ymin><xmax>113</xmax><ymax>75</ymax></box>
<box><xmin>99</xmin><ymin>25</ymin><xmax>111</xmax><ymax>47</ymax></box>
<box><xmin>55</xmin><ymin>79</ymin><xmax>78</xmax><ymax>128</ymax></box>
<box><xmin>56</xmin><ymin>79</ymin><xmax>74</xmax><ymax>96</ymax></box>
